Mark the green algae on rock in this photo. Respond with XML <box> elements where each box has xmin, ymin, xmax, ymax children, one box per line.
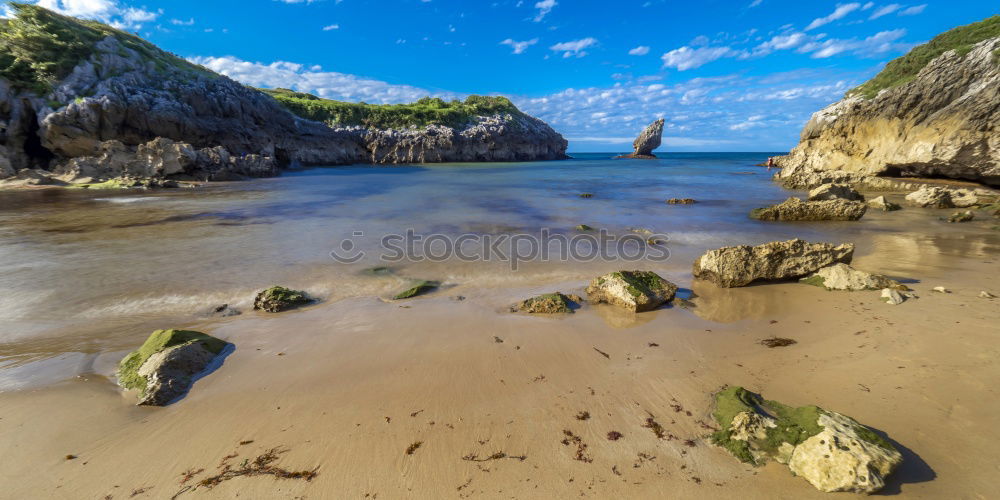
<box><xmin>510</xmin><ymin>292</ymin><xmax>582</xmax><ymax>314</ymax></box>
<box><xmin>117</xmin><ymin>329</ymin><xmax>227</xmax><ymax>406</ymax></box>
<box><xmin>253</xmin><ymin>286</ymin><xmax>313</xmax><ymax>313</ymax></box>
<box><xmin>393</xmin><ymin>280</ymin><xmax>440</xmax><ymax>300</ymax></box>
<box><xmin>710</xmin><ymin>386</ymin><xmax>902</xmax><ymax>493</ymax></box>
<box><xmin>575</xmin><ymin>224</ymin><xmax>594</xmax><ymax>231</ymax></box>
<box><xmin>586</xmin><ymin>270</ymin><xmax>677</xmax><ymax>312</ymax></box>
<box><xmin>799</xmin><ymin>263</ymin><xmax>906</xmax><ymax>291</ymax></box>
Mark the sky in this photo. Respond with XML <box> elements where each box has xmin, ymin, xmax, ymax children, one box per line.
<box><xmin>10</xmin><ymin>0</ymin><xmax>1000</xmax><ymax>152</ymax></box>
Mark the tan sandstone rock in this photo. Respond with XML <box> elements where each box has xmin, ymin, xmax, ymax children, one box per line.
<box><xmin>800</xmin><ymin>263</ymin><xmax>905</xmax><ymax>291</ymax></box>
<box><xmin>585</xmin><ymin>270</ymin><xmax>677</xmax><ymax>312</ymax></box>
<box><xmin>750</xmin><ymin>197</ymin><xmax>867</xmax><ymax>221</ymax></box>
<box><xmin>693</xmin><ymin>239</ymin><xmax>855</xmax><ymax>288</ymax></box>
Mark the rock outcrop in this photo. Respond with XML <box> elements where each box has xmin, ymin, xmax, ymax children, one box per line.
<box><xmin>0</xmin><ymin>6</ymin><xmax>567</xmax><ymax>187</ymax></box>
<box><xmin>777</xmin><ymin>17</ymin><xmax>1000</xmax><ymax>187</ymax></box>
<box><xmin>904</xmin><ymin>185</ymin><xmax>979</xmax><ymax>208</ymax></box>
<box><xmin>800</xmin><ymin>263</ymin><xmax>905</xmax><ymax>291</ymax></box>
<box><xmin>616</xmin><ymin>119</ymin><xmax>664</xmax><ymax>159</ymax></box>
<box><xmin>693</xmin><ymin>239</ymin><xmax>855</xmax><ymax>288</ymax></box>
<box><xmin>117</xmin><ymin>329</ymin><xmax>228</xmax><ymax>406</ymax></box>
<box><xmin>750</xmin><ymin>197</ymin><xmax>867</xmax><ymax>221</ymax></box>
<box><xmin>711</xmin><ymin>386</ymin><xmax>903</xmax><ymax>493</ymax></box>
<box><xmin>868</xmin><ymin>195</ymin><xmax>902</xmax><ymax>211</ymax></box>
<box><xmin>808</xmin><ymin>183</ymin><xmax>864</xmax><ymax>202</ymax></box>
<box><xmin>586</xmin><ymin>270</ymin><xmax>677</xmax><ymax>312</ymax></box>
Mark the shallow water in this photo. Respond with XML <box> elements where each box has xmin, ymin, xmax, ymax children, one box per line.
<box><xmin>1</xmin><ymin>152</ymin><xmax>997</xmax><ymax>388</ymax></box>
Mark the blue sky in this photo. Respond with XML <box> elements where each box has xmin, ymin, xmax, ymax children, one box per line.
<box><xmin>13</xmin><ymin>0</ymin><xmax>1000</xmax><ymax>152</ymax></box>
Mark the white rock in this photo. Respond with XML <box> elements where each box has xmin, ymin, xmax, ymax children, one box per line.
<box><xmin>867</xmin><ymin>195</ymin><xmax>901</xmax><ymax>211</ymax></box>
<box><xmin>788</xmin><ymin>411</ymin><xmax>904</xmax><ymax>493</ymax></box>
<box><xmin>801</xmin><ymin>263</ymin><xmax>903</xmax><ymax>291</ymax></box>
<box><xmin>932</xmin><ymin>286</ymin><xmax>949</xmax><ymax>293</ymax></box>
<box><xmin>980</xmin><ymin>291</ymin><xmax>996</xmax><ymax>299</ymax></box>
<box><xmin>881</xmin><ymin>288</ymin><xmax>905</xmax><ymax>305</ymax></box>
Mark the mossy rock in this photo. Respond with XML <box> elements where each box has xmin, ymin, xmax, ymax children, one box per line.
<box><xmin>393</xmin><ymin>280</ymin><xmax>440</xmax><ymax>300</ymax></box>
<box><xmin>253</xmin><ymin>286</ymin><xmax>313</xmax><ymax>313</ymax></box>
<box><xmin>585</xmin><ymin>270</ymin><xmax>677</xmax><ymax>312</ymax></box>
<box><xmin>575</xmin><ymin>224</ymin><xmax>594</xmax><ymax>231</ymax></box>
<box><xmin>710</xmin><ymin>386</ymin><xmax>902</xmax><ymax>493</ymax></box>
<box><xmin>117</xmin><ymin>329</ymin><xmax>226</xmax><ymax>395</ymax></box>
<box><xmin>361</xmin><ymin>266</ymin><xmax>394</xmax><ymax>276</ymax></box>
<box><xmin>579</xmin><ymin>193</ymin><xmax>594</xmax><ymax>198</ymax></box>
<box><xmin>510</xmin><ymin>292</ymin><xmax>582</xmax><ymax>314</ymax></box>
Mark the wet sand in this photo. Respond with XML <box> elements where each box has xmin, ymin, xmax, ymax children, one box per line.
<box><xmin>2</xmin><ymin>223</ymin><xmax>999</xmax><ymax>499</ymax></box>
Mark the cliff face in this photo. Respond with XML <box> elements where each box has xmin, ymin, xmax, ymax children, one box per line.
<box><xmin>778</xmin><ymin>19</ymin><xmax>1000</xmax><ymax>188</ymax></box>
<box><xmin>0</xmin><ymin>6</ymin><xmax>566</xmax><ymax>185</ymax></box>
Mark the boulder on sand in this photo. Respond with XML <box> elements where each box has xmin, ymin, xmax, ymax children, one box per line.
<box><xmin>253</xmin><ymin>286</ymin><xmax>313</xmax><ymax>312</ymax></box>
<box><xmin>614</xmin><ymin>119</ymin><xmax>664</xmax><ymax>159</ymax></box>
<box><xmin>750</xmin><ymin>197</ymin><xmax>867</xmax><ymax>221</ymax></box>
<box><xmin>586</xmin><ymin>270</ymin><xmax>677</xmax><ymax>312</ymax></box>
<box><xmin>693</xmin><ymin>238</ymin><xmax>855</xmax><ymax>288</ymax></box>
<box><xmin>807</xmin><ymin>183</ymin><xmax>864</xmax><ymax>202</ymax></box>
<box><xmin>510</xmin><ymin>292</ymin><xmax>583</xmax><ymax>314</ymax></box>
<box><xmin>710</xmin><ymin>386</ymin><xmax>902</xmax><ymax>493</ymax></box>
<box><xmin>800</xmin><ymin>263</ymin><xmax>906</xmax><ymax>291</ymax></box>
<box><xmin>117</xmin><ymin>329</ymin><xmax>228</xmax><ymax>406</ymax></box>
<box><xmin>904</xmin><ymin>186</ymin><xmax>980</xmax><ymax>208</ymax></box>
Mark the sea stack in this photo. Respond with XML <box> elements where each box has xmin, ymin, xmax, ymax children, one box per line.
<box><xmin>617</xmin><ymin>118</ymin><xmax>664</xmax><ymax>159</ymax></box>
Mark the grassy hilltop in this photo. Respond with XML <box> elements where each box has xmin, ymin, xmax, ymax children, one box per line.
<box><xmin>261</xmin><ymin>88</ymin><xmax>522</xmax><ymax>129</ymax></box>
<box><xmin>850</xmin><ymin>15</ymin><xmax>1000</xmax><ymax>99</ymax></box>
<box><xmin>0</xmin><ymin>3</ymin><xmax>210</xmax><ymax>94</ymax></box>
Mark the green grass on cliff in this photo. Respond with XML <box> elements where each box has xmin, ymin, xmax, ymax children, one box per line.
<box><xmin>849</xmin><ymin>15</ymin><xmax>1000</xmax><ymax>99</ymax></box>
<box><xmin>0</xmin><ymin>3</ymin><xmax>212</xmax><ymax>94</ymax></box>
<box><xmin>261</xmin><ymin>88</ymin><xmax>522</xmax><ymax>129</ymax></box>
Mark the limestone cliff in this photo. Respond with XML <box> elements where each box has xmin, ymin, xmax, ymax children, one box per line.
<box><xmin>778</xmin><ymin>16</ymin><xmax>1000</xmax><ymax>188</ymax></box>
<box><xmin>0</xmin><ymin>5</ymin><xmax>566</xmax><ymax>186</ymax></box>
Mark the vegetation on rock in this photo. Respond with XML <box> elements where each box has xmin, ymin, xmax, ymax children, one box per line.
<box><xmin>0</xmin><ymin>3</ymin><xmax>212</xmax><ymax>94</ymax></box>
<box><xmin>393</xmin><ymin>280</ymin><xmax>440</xmax><ymax>300</ymax></box>
<box><xmin>850</xmin><ymin>15</ymin><xmax>1000</xmax><ymax>98</ymax></box>
<box><xmin>117</xmin><ymin>329</ymin><xmax>226</xmax><ymax>394</ymax></box>
<box><xmin>253</xmin><ymin>286</ymin><xmax>312</xmax><ymax>313</ymax></box>
<box><xmin>261</xmin><ymin>88</ymin><xmax>522</xmax><ymax>129</ymax></box>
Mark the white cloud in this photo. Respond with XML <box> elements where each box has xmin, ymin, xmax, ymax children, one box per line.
<box><xmin>749</xmin><ymin>0</ymin><xmax>763</xmax><ymax>7</ymax></box>
<box><xmin>549</xmin><ymin>37</ymin><xmax>598</xmax><ymax>58</ymax></box>
<box><xmin>628</xmin><ymin>46</ymin><xmax>651</xmax><ymax>56</ymax></box>
<box><xmin>500</xmin><ymin>38</ymin><xmax>539</xmax><ymax>54</ymax></box>
<box><xmin>898</xmin><ymin>4</ymin><xmax>926</xmax><ymax>16</ymax></box>
<box><xmin>170</xmin><ymin>18</ymin><xmax>195</xmax><ymax>26</ymax></box>
<box><xmin>800</xmin><ymin>29</ymin><xmax>908</xmax><ymax>58</ymax></box>
<box><xmin>869</xmin><ymin>3</ymin><xmax>901</xmax><ymax>19</ymax></box>
<box><xmin>805</xmin><ymin>3</ymin><xmax>862</xmax><ymax>31</ymax></box>
<box><xmin>533</xmin><ymin>0</ymin><xmax>556</xmax><ymax>22</ymax></box>
<box><xmin>661</xmin><ymin>46</ymin><xmax>739</xmax><ymax>70</ymax></box>
<box><xmin>32</xmin><ymin>0</ymin><xmax>161</xmax><ymax>30</ymax></box>
<box><xmin>322</xmin><ymin>24</ymin><xmax>339</xmax><ymax>31</ymax></box>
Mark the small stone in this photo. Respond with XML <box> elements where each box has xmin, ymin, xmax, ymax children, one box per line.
<box><xmin>980</xmin><ymin>291</ymin><xmax>996</xmax><ymax>299</ymax></box>
<box><xmin>932</xmin><ymin>286</ymin><xmax>949</xmax><ymax>293</ymax></box>
<box><xmin>800</xmin><ymin>263</ymin><xmax>905</xmax><ymax>291</ymax></box>
<box><xmin>867</xmin><ymin>196</ymin><xmax>901</xmax><ymax>211</ymax></box>
<box><xmin>947</xmin><ymin>211</ymin><xmax>974</xmax><ymax>223</ymax></box>
<box><xmin>579</xmin><ymin>193</ymin><xmax>593</xmax><ymax>198</ymax></box>
<box><xmin>510</xmin><ymin>292</ymin><xmax>580</xmax><ymax>314</ymax></box>
<box><xmin>576</xmin><ymin>224</ymin><xmax>594</xmax><ymax>231</ymax></box>
<box><xmin>881</xmin><ymin>288</ymin><xmax>905</xmax><ymax>305</ymax></box>
<box><xmin>393</xmin><ymin>280</ymin><xmax>440</xmax><ymax>300</ymax></box>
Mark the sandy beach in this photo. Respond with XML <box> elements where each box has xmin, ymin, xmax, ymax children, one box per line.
<box><xmin>2</xmin><ymin>202</ymin><xmax>998</xmax><ymax>499</ymax></box>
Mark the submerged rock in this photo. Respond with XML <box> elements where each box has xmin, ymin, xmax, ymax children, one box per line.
<box><xmin>711</xmin><ymin>386</ymin><xmax>902</xmax><ymax>493</ymax></box>
<box><xmin>867</xmin><ymin>195</ymin><xmax>901</xmax><ymax>211</ymax></box>
<box><xmin>947</xmin><ymin>210</ymin><xmax>974</xmax><ymax>223</ymax></box>
<box><xmin>881</xmin><ymin>288</ymin><xmax>905</xmax><ymax>305</ymax></box>
<box><xmin>800</xmin><ymin>263</ymin><xmax>905</xmax><ymax>291</ymax></box>
<box><xmin>393</xmin><ymin>280</ymin><xmax>440</xmax><ymax>300</ymax></box>
<box><xmin>117</xmin><ymin>329</ymin><xmax>228</xmax><ymax>406</ymax></box>
<box><xmin>510</xmin><ymin>292</ymin><xmax>583</xmax><ymax>314</ymax></box>
<box><xmin>666</xmin><ymin>198</ymin><xmax>697</xmax><ymax>204</ymax></box>
<box><xmin>693</xmin><ymin>239</ymin><xmax>855</xmax><ymax>288</ymax></box>
<box><xmin>807</xmin><ymin>183</ymin><xmax>864</xmax><ymax>202</ymax></box>
<box><xmin>615</xmin><ymin>119</ymin><xmax>664</xmax><ymax>159</ymax></box>
<box><xmin>585</xmin><ymin>270</ymin><xmax>677</xmax><ymax>312</ymax></box>
<box><xmin>253</xmin><ymin>286</ymin><xmax>313</xmax><ymax>312</ymax></box>
<box><xmin>575</xmin><ymin>224</ymin><xmax>594</xmax><ymax>231</ymax></box>
<box><xmin>750</xmin><ymin>197</ymin><xmax>867</xmax><ymax>221</ymax></box>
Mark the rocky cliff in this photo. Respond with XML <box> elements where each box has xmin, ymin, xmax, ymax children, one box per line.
<box><xmin>778</xmin><ymin>16</ymin><xmax>1000</xmax><ymax>188</ymax></box>
<box><xmin>0</xmin><ymin>5</ymin><xmax>566</xmax><ymax>186</ymax></box>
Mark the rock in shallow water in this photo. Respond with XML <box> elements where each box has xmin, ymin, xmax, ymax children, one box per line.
<box><xmin>807</xmin><ymin>183</ymin><xmax>864</xmax><ymax>202</ymax></box>
<box><xmin>615</xmin><ymin>119</ymin><xmax>664</xmax><ymax>159</ymax></box>
<box><xmin>750</xmin><ymin>197</ymin><xmax>867</xmax><ymax>221</ymax></box>
<box><xmin>711</xmin><ymin>386</ymin><xmax>902</xmax><ymax>493</ymax></box>
<box><xmin>253</xmin><ymin>286</ymin><xmax>313</xmax><ymax>312</ymax></box>
<box><xmin>800</xmin><ymin>263</ymin><xmax>904</xmax><ymax>291</ymax></box>
<box><xmin>117</xmin><ymin>329</ymin><xmax>228</xmax><ymax>406</ymax></box>
<box><xmin>693</xmin><ymin>238</ymin><xmax>855</xmax><ymax>288</ymax></box>
<box><xmin>393</xmin><ymin>280</ymin><xmax>440</xmax><ymax>300</ymax></box>
<box><xmin>867</xmin><ymin>195</ymin><xmax>901</xmax><ymax>211</ymax></box>
<box><xmin>510</xmin><ymin>292</ymin><xmax>583</xmax><ymax>314</ymax></box>
<box><xmin>585</xmin><ymin>271</ymin><xmax>677</xmax><ymax>312</ymax></box>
